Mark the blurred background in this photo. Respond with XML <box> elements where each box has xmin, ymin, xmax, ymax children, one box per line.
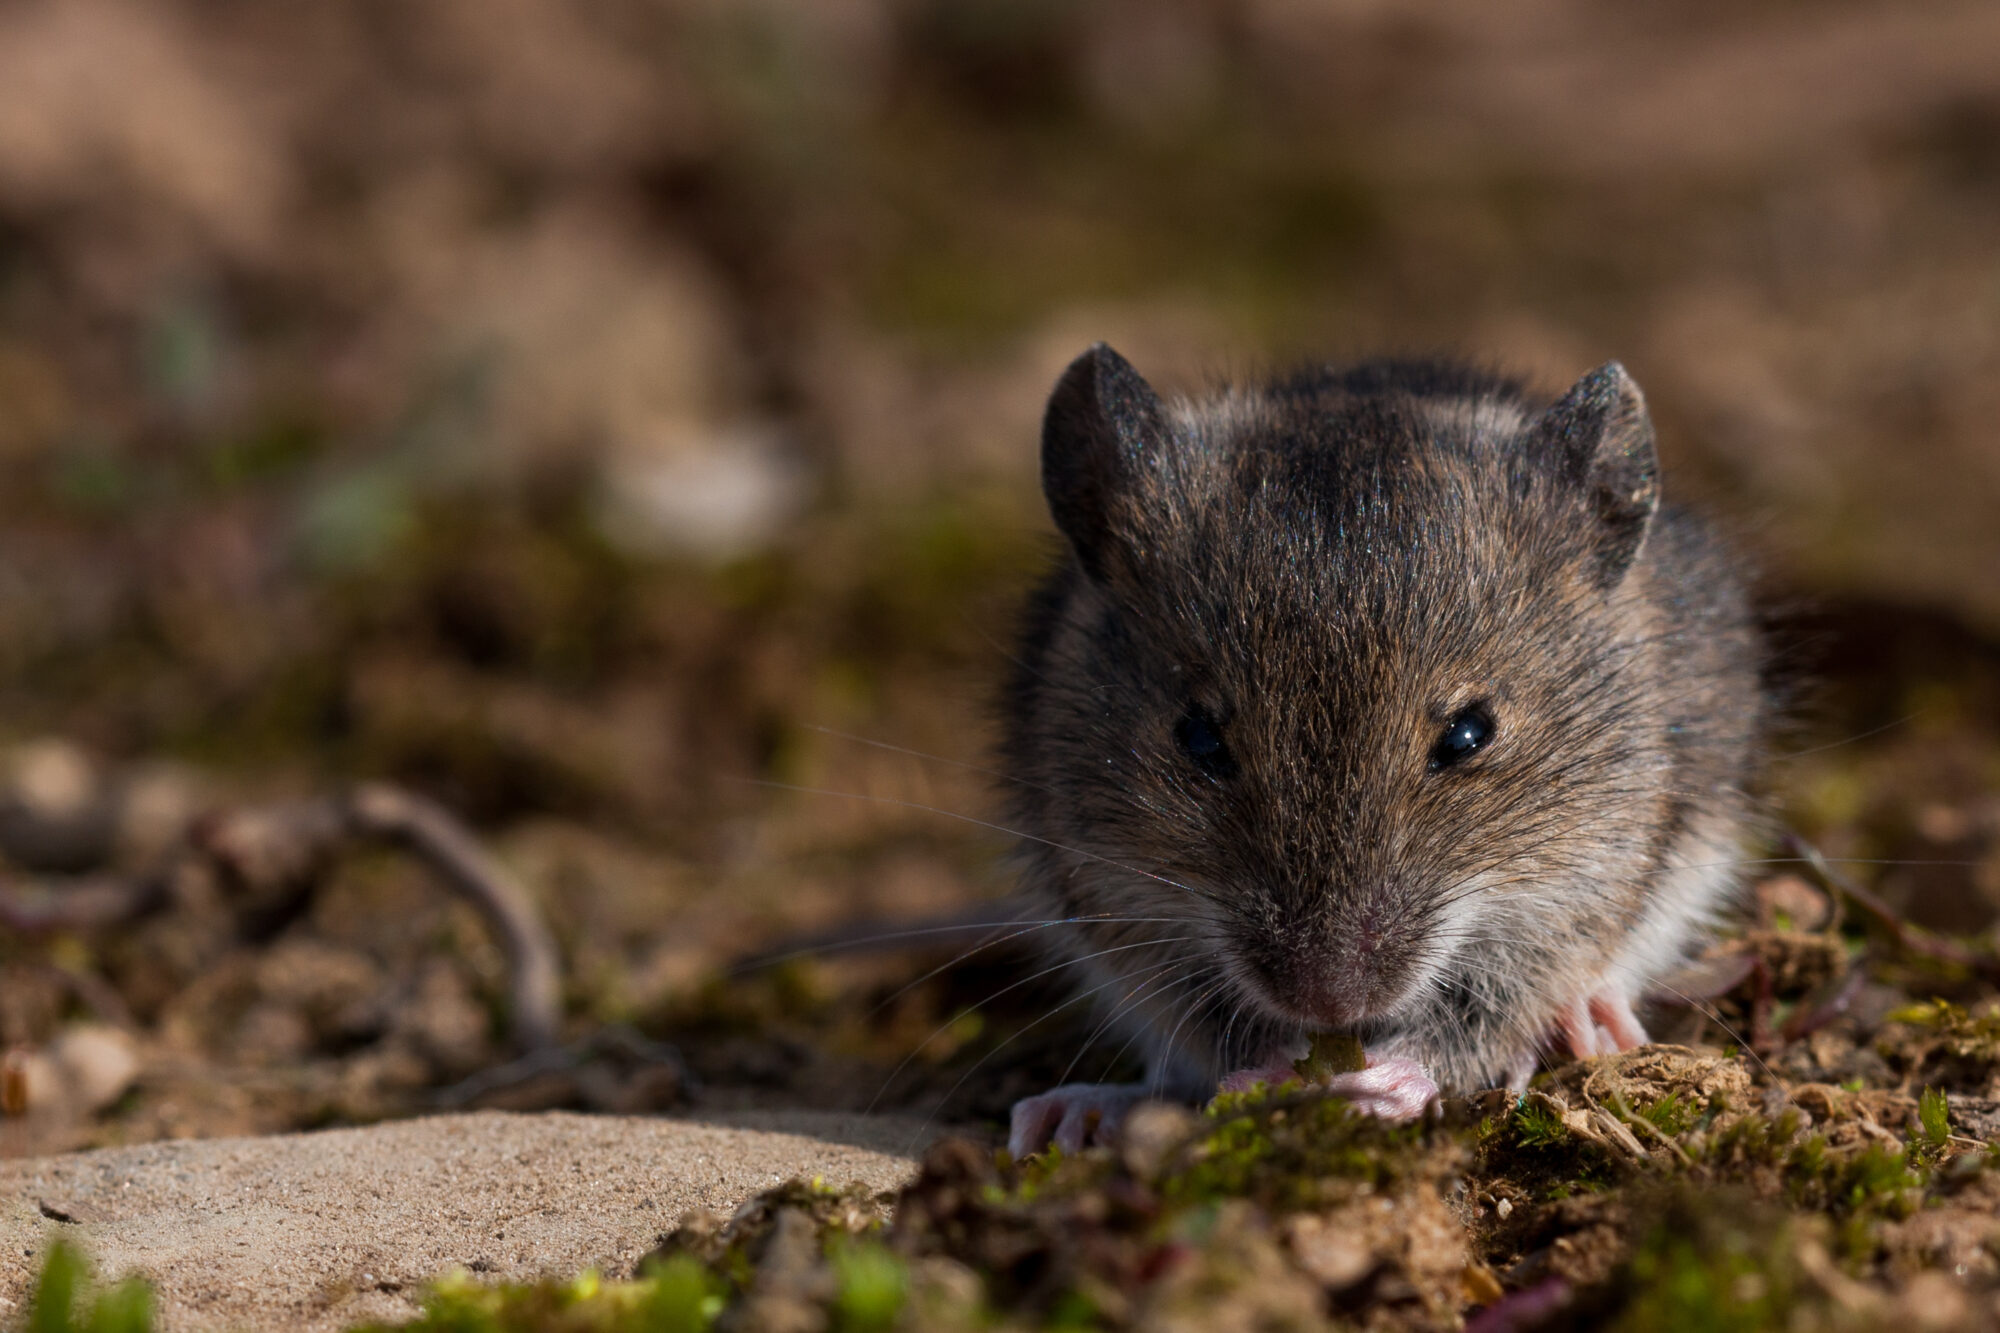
<box><xmin>0</xmin><ymin>0</ymin><xmax>1997</xmax><ymax>1155</ymax></box>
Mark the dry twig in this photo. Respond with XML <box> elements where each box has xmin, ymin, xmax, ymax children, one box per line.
<box><xmin>0</xmin><ymin>783</ymin><xmax>563</xmax><ymax>1051</ymax></box>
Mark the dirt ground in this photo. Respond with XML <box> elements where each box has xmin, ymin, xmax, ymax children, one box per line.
<box><xmin>1</xmin><ymin>1</ymin><xmax>1998</xmax><ymax>1329</ymax></box>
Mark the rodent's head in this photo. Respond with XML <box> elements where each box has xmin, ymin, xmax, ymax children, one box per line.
<box><xmin>1016</xmin><ymin>344</ymin><xmax>1675</xmax><ymax>1061</ymax></box>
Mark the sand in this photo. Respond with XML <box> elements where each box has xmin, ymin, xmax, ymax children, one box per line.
<box><xmin>0</xmin><ymin>1110</ymin><xmax>925</xmax><ymax>1331</ymax></box>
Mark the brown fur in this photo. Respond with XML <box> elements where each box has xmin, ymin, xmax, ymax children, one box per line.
<box><xmin>1003</xmin><ymin>347</ymin><xmax>1766</xmax><ymax>1096</ymax></box>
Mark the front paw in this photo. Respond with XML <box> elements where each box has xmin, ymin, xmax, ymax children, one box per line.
<box><xmin>1008</xmin><ymin>1082</ymin><xmax>1150</xmax><ymax>1158</ymax></box>
<box><xmin>1320</xmin><ymin>1057</ymin><xmax>1439</xmax><ymax>1121</ymax></box>
<box><xmin>1218</xmin><ymin>1054</ymin><xmax>1439</xmax><ymax>1123</ymax></box>
<box><xmin>1556</xmin><ymin>986</ymin><xmax>1650</xmax><ymax>1059</ymax></box>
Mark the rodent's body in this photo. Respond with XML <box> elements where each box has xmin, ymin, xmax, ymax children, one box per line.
<box><xmin>1003</xmin><ymin>348</ymin><xmax>1766</xmax><ymax>1152</ymax></box>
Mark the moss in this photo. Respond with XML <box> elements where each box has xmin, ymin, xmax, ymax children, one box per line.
<box><xmin>21</xmin><ymin>1244</ymin><xmax>155</xmax><ymax>1333</ymax></box>
<box><xmin>350</xmin><ymin>1264</ymin><xmax>723</xmax><ymax>1333</ymax></box>
<box><xmin>636</xmin><ymin>1257</ymin><xmax>727</xmax><ymax>1333</ymax></box>
<box><xmin>1161</xmin><ymin>1087</ymin><xmax>1451</xmax><ymax>1214</ymax></box>
<box><xmin>1686</xmin><ymin>1100</ymin><xmax>1926</xmax><ymax>1247</ymax></box>
<box><xmin>29</xmin><ymin>1055</ymin><xmax>1990</xmax><ymax>1333</ymax></box>
<box><xmin>1801</xmin><ymin>1143</ymin><xmax>1925</xmax><ymax>1222</ymax></box>
<box><xmin>266</xmin><ymin>1185</ymin><xmax>905</xmax><ymax>1333</ymax></box>
<box><xmin>1636</xmin><ymin>1092</ymin><xmax>1697</xmax><ymax>1138</ymax></box>
<box><xmin>649</xmin><ymin>1177</ymin><xmax>890</xmax><ymax>1289</ymax></box>
<box><xmin>1602</xmin><ymin>1197</ymin><xmax>1801</xmax><ymax>1333</ymax></box>
<box><xmin>1512</xmin><ymin>1096</ymin><xmax>1570</xmax><ymax>1150</ymax></box>
<box><xmin>828</xmin><ymin>1239</ymin><xmax>908</xmax><ymax>1333</ymax></box>
<box><xmin>1043</xmin><ymin>1289</ymin><xmax>1103</xmax><ymax>1329</ymax></box>
<box><xmin>1884</xmin><ymin>999</ymin><xmax>2000</xmax><ymax>1093</ymax></box>
<box><xmin>29</xmin><ymin>1043</ymin><xmax>1996</xmax><ymax>1333</ymax></box>
<box><xmin>1887</xmin><ymin>998</ymin><xmax>2000</xmax><ymax>1048</ymax></box>
<box><xmin>1697</xmin><ymin>1106</ymin><xmax>1807</xmax><ymax>1174</ymax></box>
<box><xmin>1912</xmin><ymin>1087</ymin><xmax>1952</xmax><ymax>1167</ymax></box>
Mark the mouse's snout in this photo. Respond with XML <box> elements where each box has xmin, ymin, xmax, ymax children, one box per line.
<box><xmin>1291</xmin><ymin>956</ymin><xmax>1408</xmax><ymax>1029</ymax></box>
<box><xmin>1286</xmin><ymin>971</ymin><xmax>1376</xmax><ymax>1031</ymax></box>
<box><xmin>1247</xmin><ymin>896</ymin><xmax>1431</xmax><ymax>1030</ymax></box>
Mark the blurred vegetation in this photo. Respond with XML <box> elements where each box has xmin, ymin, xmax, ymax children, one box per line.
<box><xmin>18</xmin><ymin>1244</ymin><xmax>150</xmax><ymax>1333</ymax></box>
<box><xmin>0</xmin><ymin>0</ymin><xmax>1998</xmax><ymax>1327</ymax></box>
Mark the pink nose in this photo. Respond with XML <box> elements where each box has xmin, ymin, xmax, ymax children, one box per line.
<box><xmin>1290</xmin><ymin>972</ymin><xmax>1364</xmax><ymax>1028</ymax></box>
<box><xmin>1289</xmin><ymin>940</ymin><xmax>1406</xmax><ymax>1027</ymax></box>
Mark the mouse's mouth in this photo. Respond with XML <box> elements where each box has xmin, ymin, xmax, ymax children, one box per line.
<box><xmin>1221</xmin><ymin>1027</ymin><xmax>1385</xmax><ymax>1086</ymax></box>
<box><xmin>1214</xmin><ymin>956</ymin><xmax>1401</xmax><ymax>1073</ymax></box>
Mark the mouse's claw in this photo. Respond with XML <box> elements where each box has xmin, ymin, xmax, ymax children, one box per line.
<box><xmin>1558</xmin><ymin>987</ymin><xmax>1649</xmax><ymax>1059</ymax></box>
<box><xmin>1218</xmin><ymin>1053</ymin><xmax>1439</xmax><ymax>1122</ymax></box>
<box><xmin>1008</xmin><ymin>1082</ymin><xmax>1150</xmax><ymax>1158</ymax></box>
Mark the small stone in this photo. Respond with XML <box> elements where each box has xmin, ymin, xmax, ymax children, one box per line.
<box><xmin>1754</xmin><ymin>874</ymin><xmax>1832</xmax><ymax>931</ymax></box>
<box><xmin>3</xmin><ymin>1049</ymin><xmax>58</xmax><ymax>1114</ymax></box>
<box><xmin>1900</xmin><ymin>1270</ymin><xmax>1969</xmax><ymax>1328</ymax></box>
<box><xmin>1119</xmin><ymin>1101</ymin><xmax>1197</xmax><ymax>1176</ymax></box>
<box><xmin>5</xmin><ymin>739</ymin><xmax>98</xmax><ymax>820</ymax></box>
<box><xmin>1461</xmin><ymin>1263</ymin><xmax>1505</xmax><ymax>1306</ymax></box>
<box><xmin>1917</xmin><ymin>805</ymin><xmax>1972</xmax><ymax>844</ymax></box>
<box><xmin>1286</xmin><ymin>1212</ymin><xmax>1374</xmax><ymax>1290</ymax></box>
<box><xmin>115</xmin><ymin>763</ymin><xmax>204</xmax><ymax>863</ymax></box>
<box><xmin>50</xmin><ymin>1025</ymin><xmax>139</xmax><ymax>1113</ymax></box>
<box><xmin>594</xmin><ymin>427</ymin><xmax>809</xmax><ymax>560</ymax></box>
<box><xmin>0</xmin><ymin>739</ymin><xmax>115</xmax><ymax>871</ymax></box>
<box><xmin>907</xmin><ymin>1256</ymin><xmax>984</xmax><ymax>1322</ymax></box>
<box><xmin>233</xmin><ymin>1005</ymin><xmax>314</xmax><ymax>1066</ymax></box>
<box><xmin>1496</xmin><ymin>1197</ymin><xmax>1513</xmax><ymax>1220</ymax></box>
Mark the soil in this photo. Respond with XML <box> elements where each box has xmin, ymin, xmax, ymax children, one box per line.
<box><xmin>1</xmin><ymin>1</ymin><xmax>1998</xmax><ymax>1328</ymax></box>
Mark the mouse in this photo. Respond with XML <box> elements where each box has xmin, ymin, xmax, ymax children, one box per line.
<box><xmin>1001</xmin><ymin>344</ymin><xmax>1767</xmax><ymax>1157</ymax></box>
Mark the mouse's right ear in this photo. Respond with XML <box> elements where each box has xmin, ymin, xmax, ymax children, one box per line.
<box><xmin>1531</xmin><ymin>361</ymin><xmax>1660</xmax><ymax>589</ymax></box>
<box><xmin>1041</xmin><ymin>343</ymin><xmax>1166</xmax><ymax>583</ymax></box>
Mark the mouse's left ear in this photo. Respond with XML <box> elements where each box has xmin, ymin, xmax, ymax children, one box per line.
<box><xmin>1041</xmin><ymin>343</ymin><xmax>1168</xmax><ymax>584</ymax></box>
<box><xmin>1531</xmin><ymin>361</ymin><xmax>1659</xmax><ymax>588</ymax></box>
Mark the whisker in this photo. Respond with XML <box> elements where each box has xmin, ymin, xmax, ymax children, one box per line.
<box><xmin>1149</xmin><ymin>972</ymin><xmax>1228</xmax><ymax>1099</ymax></box>
<box><xmin>901</xmin><ymin>958</ymin><xmax>1189</xmax><ymax>1153</ymax></box>
<box><xmin>729</xmin><ymin>913</ymin><xmax>1179</xmax><ymax>976</ymax></box>
<box><xmin>865</xmin><ymin>936</ymin><xmax>1198</xmax><ymax>1114</ymax></box>
<box><xmin>1770</xmin><ymin>712</ymin><xmax>1921</xmax><ymax>762</ymax></box>
<box><xmin>1093</xmin><ymin>962</ymin><xmax>1219</xmax><ymax>1088</ymax></box>
<box><xmin>1055</xmin><ymin>955</ymin><xmax>1206</xmax><ymax>1086</ymax></box>
<box><xmin>798</xmin><ymin>722</ymin><xmax>1059</xmax><ymax>796</ymax></box>
<box><xmin>1643</xmin><ymin>976</ymin><xmax>1792</xmax><ymax>1101</ymax></box>
<box><xmin>1169</xmin><ymin>980</ymin><xmax>1237</xmax><ymax>1096</ymax></box>
<box><xmin>1669</xmin><ymin>855</ymin><xmax>1984</xmax><ymax>873</ymax></box>
<box><xmin>1056</xmin><ymin>956</ymin><xmax>1208</xmax><ymax>1088</ymax></box>
<box><xmin>737</xmin><ymin>777</ymin><xmax>1214</xmax><ymax>902</ymax></box>
<box><xmin>856</xmin><ymin>915</ymin><xmax>1195</xmax><ymax>1022</ymax></box>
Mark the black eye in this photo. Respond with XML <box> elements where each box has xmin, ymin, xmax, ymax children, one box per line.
<box><xmin>1429</xmin><ymin>704</ymin><xmax>1496</xmax><ymax>771</ymax></box>
<box><xmin>1175</xmin><ymin>706</ymin><xmax>1237</xmax><ymax>779</ymax></box>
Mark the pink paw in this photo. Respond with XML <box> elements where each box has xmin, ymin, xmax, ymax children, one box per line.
<box><xmin>1008</xmin><ymin>1082</ymin><xmax>1148</xmax><ymax>1158</ymax></box>
<box><xmin>1318</xmin><ymin>1056</ymin><xmax>1439</xmax><ymax>1121</ymax></box>
<box><xmin>1218</xmin><ymin>1054</ymin><xmax>1439</xmax><ymax>1123</ymax></box>
<box><xmin>1557</xmin><ymin>986</ymin><xmax>1649</xmax><ymax>1059</ymax></box>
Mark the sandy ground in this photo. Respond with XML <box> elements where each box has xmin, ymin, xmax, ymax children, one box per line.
<box><xmin>0</xmin><ymin>1110</ymin><xmax>926</xmax><ymax>1331</ymax></box>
